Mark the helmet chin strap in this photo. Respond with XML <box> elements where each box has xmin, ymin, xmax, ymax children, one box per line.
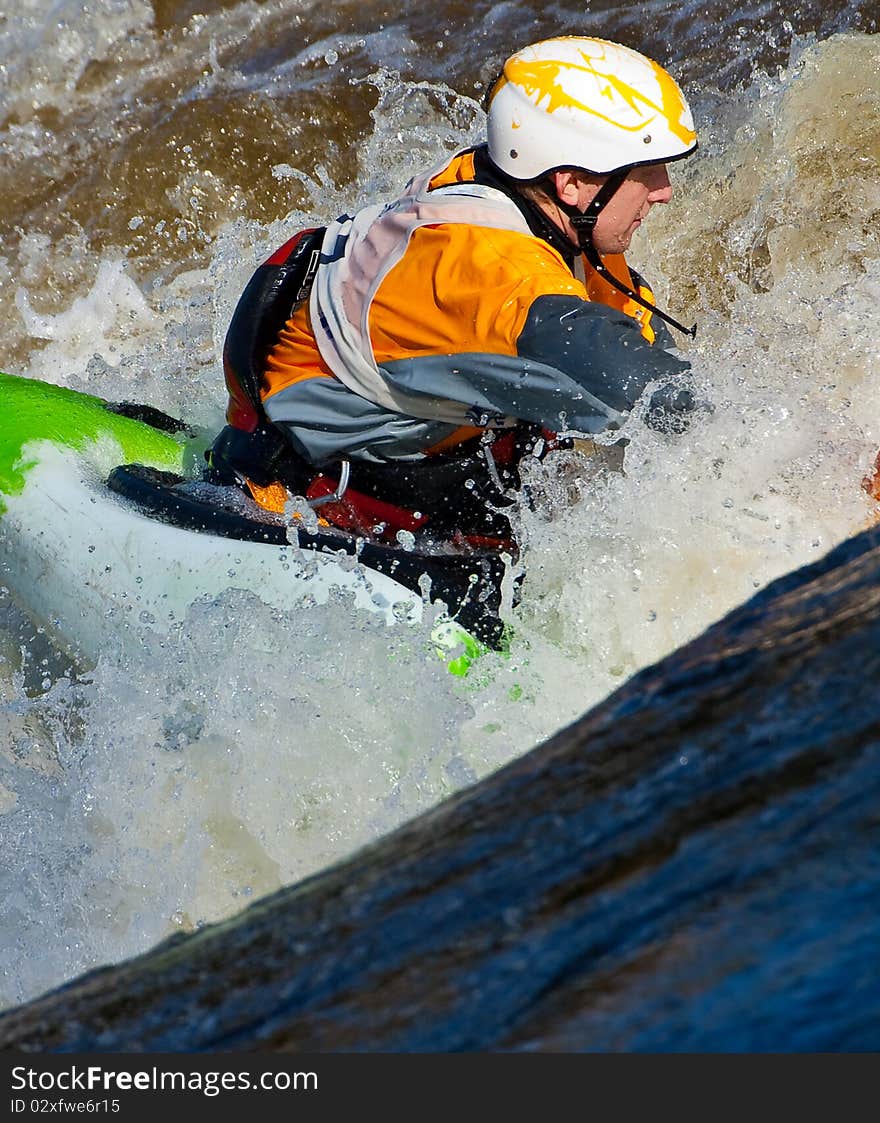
<box><xmin>555</xmin><ymin>169</ymin><xmax>697</xmax><ymax>340</ymax></box>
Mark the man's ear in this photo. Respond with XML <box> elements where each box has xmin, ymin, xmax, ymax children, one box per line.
<box><xmin>550</xmin><ymin>169</ymin><xmax>581</xmax><ymax>206</ymax></box>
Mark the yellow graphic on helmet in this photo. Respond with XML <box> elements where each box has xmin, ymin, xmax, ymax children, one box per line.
<box><xmin>497</xmin><ymin>48</ymin><xmax>695</xmax><ymax>146</ymax></box>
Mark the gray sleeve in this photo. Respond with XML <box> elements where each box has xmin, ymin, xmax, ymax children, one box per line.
<box><xmin>516</xmin><ymin>294</ymin><xmax>696</xmax><ymax>433</ymax></box>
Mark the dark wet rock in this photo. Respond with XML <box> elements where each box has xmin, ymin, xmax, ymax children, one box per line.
<box><xmin>2</xmin><ymin>523</ymin><xmax>880</xmax><ymax>1052</ymax></box>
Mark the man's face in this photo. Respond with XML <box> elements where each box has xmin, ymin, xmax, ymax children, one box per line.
<box><xmin>554</xmin><ymin>163</ymin><xmax>677</xmax><ymax>257</ymax></box>
<box><xmin>574</xmin><ymin>164</ymin><xmax>673</xmax><ymax>255</ymax></box>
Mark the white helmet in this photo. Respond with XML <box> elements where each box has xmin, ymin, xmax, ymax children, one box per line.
<box><xmin>487</xmin><ymin>36</ymin><xmax>697</xmax><ymax>180</ymax></box>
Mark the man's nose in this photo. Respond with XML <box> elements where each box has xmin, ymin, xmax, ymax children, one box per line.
<box><xmin>647</xmin><ymin>165</ymin><xmax>673</xmax><ymax>204</ymax></box>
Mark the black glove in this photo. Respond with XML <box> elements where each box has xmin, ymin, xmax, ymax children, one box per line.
<box><xmin>645</xmin><ymin>380</ymin><xmax>712</xmax><ymax>435</ymax></box>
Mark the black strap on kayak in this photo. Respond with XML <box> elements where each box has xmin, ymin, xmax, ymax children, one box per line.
<box><xmin>104</xmin><ymin>400</ymin><xmax>194</xmax><ymax>435</ymax></box>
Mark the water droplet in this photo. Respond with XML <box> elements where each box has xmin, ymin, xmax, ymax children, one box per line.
<box><xmin>324</xmin><ymin>48</ymin><xmax>338</xmax><ymax>65</ymax></box>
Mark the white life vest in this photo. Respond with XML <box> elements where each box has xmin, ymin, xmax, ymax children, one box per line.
<box><xmin>309</xmin><ymin>152</ymin><xmax>534</xmax><ymax>426</ymax></box>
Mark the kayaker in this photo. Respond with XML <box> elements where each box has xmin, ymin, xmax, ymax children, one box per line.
<box><xmin>209</xmin><ymin>35</ymin><xmax>700</xmax><ymax>544</ymax></box>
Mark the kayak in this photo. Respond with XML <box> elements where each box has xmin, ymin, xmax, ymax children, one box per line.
<box><xmin>0</xmin><ymin>371</ymin><xmax>511</xmax><ymax>675</ymax></box>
